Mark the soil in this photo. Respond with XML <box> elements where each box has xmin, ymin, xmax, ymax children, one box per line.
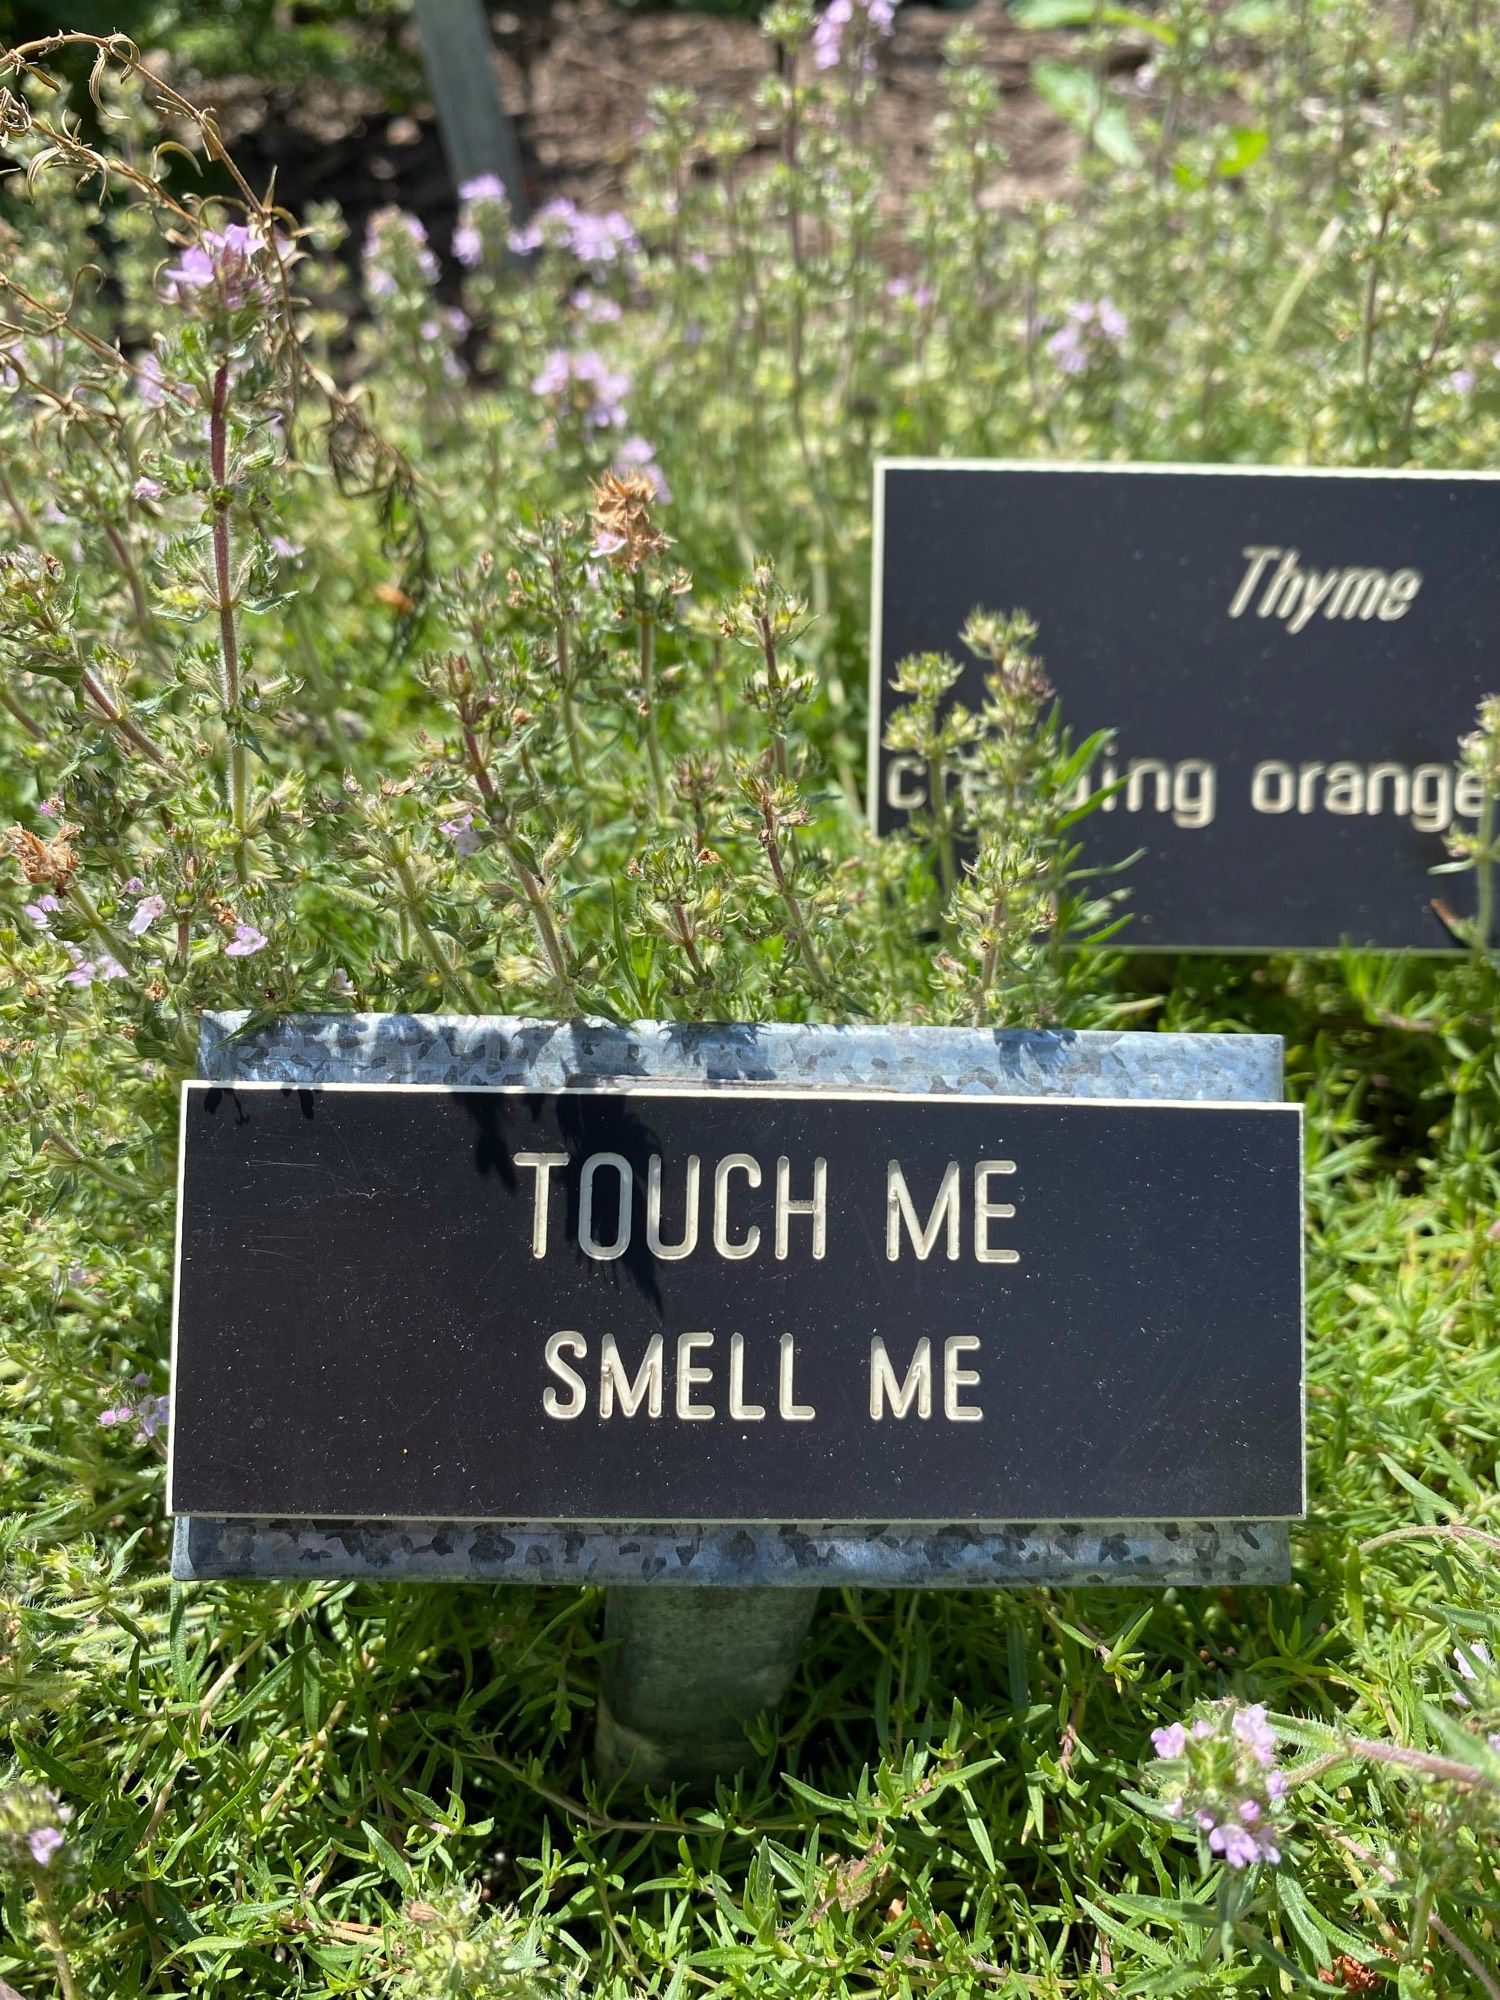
<box><xmin>167</xmin><ymin>1</ymin><xmax>1128</xmax><ymax>265</ymax></box>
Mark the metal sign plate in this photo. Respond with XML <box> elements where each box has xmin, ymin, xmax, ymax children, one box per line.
<box><xmin>870</xmin><ymin>460</ymin><xmax>1500</xmax><ymax>952</ymax></box>
<box><xmin>169</xmin><ymin>1074</ymin><xmax>1303</xmax><ymax>1526</ymax></box>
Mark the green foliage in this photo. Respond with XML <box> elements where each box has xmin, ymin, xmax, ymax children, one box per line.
<box><xmin>1</xmin><ymin>6</ymin><xmax>1500</xmax><ymax>1995</ymax></box>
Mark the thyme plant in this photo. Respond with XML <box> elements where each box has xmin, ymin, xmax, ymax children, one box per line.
<box><xmin>2</xmin><ymin>9</ymin><xmax>1499</xmax><ymax>1995</ymax></box>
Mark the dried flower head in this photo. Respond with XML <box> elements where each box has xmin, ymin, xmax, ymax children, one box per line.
<box><xmin>7</xmin><ymin>823</ymin><xmax>79</xmax><ymax>893</ymax></box>
<box><xmin>591</xmin><ymin>472</ymin><xmax>670</xmax><ymax>570</ymax></box>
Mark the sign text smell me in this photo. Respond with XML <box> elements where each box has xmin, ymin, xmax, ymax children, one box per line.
<box><xmin>168</xmin><ymin>1081</ymin><xmax>1304</xmax><ymax>1524</ymax></box>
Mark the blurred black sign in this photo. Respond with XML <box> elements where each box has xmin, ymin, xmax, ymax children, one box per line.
<box><xmin>169</xmin><ymin>1081</ymin><xmax>1304</xmax><ymax>1523</ymax></box>
<box><xmin>870</xmin><ymin>461</ymin><xmax>1500</xmax><ymax>951</ymax></box>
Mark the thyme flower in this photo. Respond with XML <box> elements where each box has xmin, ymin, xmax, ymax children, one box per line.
<box><xmin>1147</xmin><ymin>1700</ymin><xmax>1289</xmax><ymax>1871</ymax></box>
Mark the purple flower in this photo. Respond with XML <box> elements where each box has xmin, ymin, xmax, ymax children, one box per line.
<box><xmin>124</xmin><ymin>877</ymin><xmax>145</xmax><ymax>894</ymax></box>
<box><xmin>1450</xmin><ymin>368</ymin><xmax>1476</xmax><ymax>394</ymax></box>
<box><xmin>571</xmin><ymin>287</ymin><xmax>623</xmax><ymax>325</ymax></box>
<box><xmin>225</xmin><ymin>921</ymin><xmax>268</xmax><ymax>957</ymax></box>
<box><xmin>1207</xmin><ymin>1820</ymin><xmax>1276</xmax><ymax>1870</ymax></box>
<box><xmin>1048</xmin><ymin>298</ymin><xmax>1128</xmax><ymax>376</ymax></box>
<box><xmin>439</xmin><ymin>810</ymin><xmax>482</xmax><ymax>857</ymax></box>
<box><xmin>269</xmin><ymin>534</ymin><xmax>305</xmax><ymax>562</ymax></box>
<box><xmin>511</xmin><ymin>198</ymin><xmax>638</xmax><ymax>268</ymax></box>
<box><xmin>1454</xmin><ymin>1639</ymin><xmax>1492</xmax><ymax>1704</ymax></box>
<box><xmin>136</xmin><ymin>1393</ymin><xmax>171</xmax><ymax>1440</ymax></box>
<box><xmin>1146</xmin><ymin>1700</ymin><xmax>1289</xmax><ymax>1870</ymax></box>
<box><xmin>452</xmin><ymin>179</ymin><xmax>509</xmax><ymax>266</ymax></box>
<box><xmin>98</xmin><ymin>1389</ymin><xmax>170</xmax><ymax>1441</ymax></box>
<box><xmin>38</xmin><ymin>797</ymin><xmax>61</xmax><ymax>818</ymax></box>
<box><xmin>531</xmin><ymin>348</ymin><xmax>631</xmax><ymax>430</ymax></box>
<box><xmin>163</xmin><ymin>224</ymin><xmax>273</xmax><ymax>311</ymax></box>
<box><xmin>613</xmin><ymin>435</ymin><xmax>672</xmax><ymax>503</ymax></box>
<box><xmin>364</xmin><ymin>208</ymin><xmax>439</xmax><ymax>294</ymax></box>
<box><xmin>62</xmin><ymin>944</ymin><xmax>97</xmax><ymax>987</ymax></box>
<box><xmin>133</xmin><ymin>475</ymin><xmax>163</xmax><ymax>502</ymax></box>
<box><xmin>23</xmin><ymin>894</ymin><xmax>59</xmax><ymax>930</ymax></box>
<box><xmin>127</xmin><ymin>893</ymin><xmax>166</xmax><ymax>936</ymax></box>
<box><xmin>135</xmin><ymin>352</ymin><xmax>166</xmax><ymax>405</ymax></box>
<box><xmin>459</xmin><ymin>173</ymin><xmax>508</xmax><ymax>205</ymax></box>
<box><xmin>813</xmin><ymin>0</ymin><xmax>898</xmax><ymax>73</ymax></box>
<box><xmin>28</xmin><ymin>1827</ymin><xmax>66</xmax><ymax>1867</ymax></box>
<box><xmin>1231</xmin><ymin>1702</ymin><xmax>1278</xmax><ymax>1769</ymax></box>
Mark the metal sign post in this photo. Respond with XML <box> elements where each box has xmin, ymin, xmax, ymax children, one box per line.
<box><xmin>413</xmin><ymin>0</ymin><xmax>527</xmax><ymax>224</ymax></box>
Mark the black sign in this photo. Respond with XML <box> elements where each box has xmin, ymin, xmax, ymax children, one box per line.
<box><xmin>168</xmin><ymin>1081</ymin><xmax>1304</xmax><ymax>1523</ymax></box>
<box><xmin>870</xmin><ymin>461</ymin><xmax>1500</xmax><ymax>952</ymax></box>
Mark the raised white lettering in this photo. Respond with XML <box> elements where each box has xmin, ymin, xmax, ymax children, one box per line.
<box><xmin>869</xmin><ymin>1336</ymin><xmax>932</xmax><ymax>1419</ymax></box>
<box><xmin>579</xmin><ymin>1152</ymin><xmax>632</xmax><ymax>1261</ymax></box>
<box><xmin>599</xmin><ymin>1332</ymin><xmax>663</xmax><ymax>1418</ymax></box>
<box><xmin>728</xmin><ymin>1333</ymin><xmax>765</xmax><ymax>1420</ymax></box>
<box><xmin>675</xmin><ymin>1333</ymin><xmax>715</xmax><ymax>1420</ymax></box>
<box><xmin>646</xmin><ymin>1154</ymin><xmax>700</xmax><ymax>1260</ymax></box>
<box><xmin>542</xmin><ymin>1332</ymin><xmax>587</xmax><ymax>1419</ymax></box>
<box><xmin>1379</xmin><ymin>569</ymin><xmax>1422</xmax><ymax>619</ymax></box>
<box><xmin>515</xmin><ymin>1150</ymin><xmax>568</xmax><ymax>1259</ymax></box>
<box><xmin>778</xmin><ymin>1333</ymin><xmax>815</xmax><ymax>1420</ymax></box>
<box><xmin>974</xmin><ymin>1160</ymin><xmax>1019</xmax><ymax>1265</ymax></box>
<box><xmin>713</xmin><ymin>1153</ymin><xmax>761</xmax><ymax>1259</ymax></box>
<box><xmin>886</xmin><ymin>1159</ymin><xmax>960</xmax><ymax>1261</ymax></box>
<box><xmin>944</xmin><ymin>1336</ymin><xmax>983</xmax><ymax>1421</ymax></box>
<box><xmin>1228</xmin><ymin>546</ymin><xmax>1280</xmax><ymax>618</ymax></box>
<box><xmin>775</xmin><ymin>1155</ymin><xmax>827</xmax><ymax>1260</ymax></box>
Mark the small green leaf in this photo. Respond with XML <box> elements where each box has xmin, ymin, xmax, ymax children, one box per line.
<box><xmin>362</xmin><ymin>1818</ymin><xmax>416</xmax><ymax>1894</ymax></box>
<box><xmin>1216</xmin><ymin>125</ymin><xmax>1270</xmax><ymax>176</ymax></box>
<box><xmin>1033</xmin><ymin>62</ymin><xmax>1142</xmax><ymax>165</ymax></box>
<box><xmin>1013</xmin><ymin>0</ymin><xmax>1175</xmax><ymax>40</ymax></box>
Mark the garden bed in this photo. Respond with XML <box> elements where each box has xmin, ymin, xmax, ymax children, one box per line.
<box><xmin>165</xmin><ymin>0</ymin><xmax>1096</xmax><ymax>262</ymax></box>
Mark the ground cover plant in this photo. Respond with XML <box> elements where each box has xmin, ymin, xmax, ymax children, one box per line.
<box><xmin>2</xmin><ymin>2</ymin><xmax>1500</xmax><ymax>1992</ymax></box>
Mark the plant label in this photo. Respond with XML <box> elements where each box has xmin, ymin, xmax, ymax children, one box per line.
<box><xmin>869</xmin><ymin>460</ymin><xmax>1500</xmax><ymax>952</ymax></box>
<box><xmin>168</xmin><ymin>1079</ymin><xmax>1304</xmax><ymax>1523</ymax></box>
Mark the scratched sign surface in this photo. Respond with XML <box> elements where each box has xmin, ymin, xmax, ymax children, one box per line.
<box><xmin>168</xmin><ymin>1081</ymin><xmax>1305</xmax><ymax>1523</ymax></box>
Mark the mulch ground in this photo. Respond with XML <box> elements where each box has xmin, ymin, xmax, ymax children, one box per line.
<box><xmin>171</xmin><ymin>0</ymin><xmax>1118</xmax><ymax>266</ymax></box>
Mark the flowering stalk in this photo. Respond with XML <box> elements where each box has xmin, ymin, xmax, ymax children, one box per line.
<box><xmin>450</xmin><ymin>698</ymin><xmax>578</xmax><ymax>1004</ymax></box>
<box><xmin>208</xmin><ymin>362</ymin><xmax>250</xmax><ymax>877</ymax></box>
<box><xmin>635</xmin><ymin>576</ymin><xmax>669</xmax><ymax>817</ymax></box>
<box><xmin>34</xmin><ymin>1876</ymin><xmax>81</xmax><ymax>2000</ymax></box>
<box><xmin>388</xmin><ymin>845</ymin><xmax>487</xmax><ymax>1013</ymax></box>
<box><xmin>556</xmin><ymin>608</ymin><xmax>587</xmax><ymax>788</ymax></box>
<box><xmin>41</xmin><ymin>1130</ymin><xmax>152</xmax><ymax>1201</ymax></box>
<box><xmin>79</xmin><ymin>663</ymin><xmax>172</xmax><ymax>770</ymax></box>
<box><xmin>505</xmin><ymin>849</ymin><xmax>574</xmax><ymax>999</ymax></box>
<box><xmin>749</xmin><ymin>776</ymin><xmax>832</xmax><ymax>1000</ymax></box>
<box><xmin>65</xmin><ymin>881</ymin><xmax>135</xmax><ymax>974</ymax></box>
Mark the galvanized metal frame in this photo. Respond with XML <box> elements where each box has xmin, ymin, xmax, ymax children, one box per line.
<box><xmin>172</xmin><ymin>1012</ymin><xmax>1293</xmax><ymax>1590</ymax></box>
